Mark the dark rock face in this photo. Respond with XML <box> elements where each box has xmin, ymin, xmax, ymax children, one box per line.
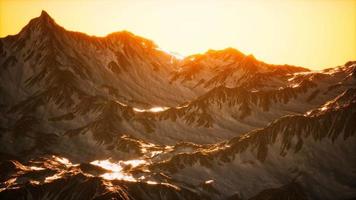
<box><xmin>247</xmin><ymin>183</ymin><xmax>308</xmax><ymax>200</ymax></box>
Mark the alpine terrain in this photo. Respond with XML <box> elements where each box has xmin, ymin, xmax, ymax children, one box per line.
<box><xmin>0</xmin><ymin>11</ymin><xmax>355</xmax><ymax>200</ymax></box>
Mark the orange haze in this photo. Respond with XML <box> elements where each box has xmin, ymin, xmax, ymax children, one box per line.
<box><xmin>1</xmin><ymin>0</ymin><xmax>355</xmax><ymax>69</ymax></box>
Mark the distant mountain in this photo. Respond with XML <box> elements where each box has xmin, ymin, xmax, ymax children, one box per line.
<box><xmin>0</xmin><ymin>11</ymin><xmax>355</xmax><ymax>200</ymax></box>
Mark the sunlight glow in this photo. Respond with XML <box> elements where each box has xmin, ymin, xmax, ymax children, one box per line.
<box><xmin>122</xmin><ymin>159</ymin><xmax>147</xmax><ymax>168</ymax></box>
<box><xmin>91</xmin><ymin>160</ymin><xmax>122</xmax><ymax>172</ymax></box>
<box><xmin>53</xmin><ymin>156</ymin><xmax>72</xmax><ymax>166</ymax></box>
<box><xmin>90</xmin><ymin>159</ymin><xmax>147</xmax><ymax>181</ymax></box>
<box><xmin>133</xmin><ymin>106</ymin><xmax>169</xmax><ymax>113</ymax></box>
<box><xmin>45</xmin><ymin>172</ymin><xmax>65</xmax><ymax>183</ymax></box>
<box><xmin>0</xmin><ymin>0</ymin><xmax>355</xmax><ymax>69</ymax></box>
<box><xmin>29</xmin><ymin>166</ymin><xmax>45</xmax><ymax>171</ymax></box>
<box><xmin>91</xmin><ymin>160</ymin><xmax>137</xmax><ymax>181</ymax></box>
<box><xmin>146</xmin><ymin>180</ymin><xmax>158</xmax><ymax>185</ymax></box>
<box><xmin>205</xmin><ymin>180</ymin><xmax>214</xmax><ymax>184</ymax></box>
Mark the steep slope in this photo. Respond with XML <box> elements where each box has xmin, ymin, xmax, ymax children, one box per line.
<box><xmin>0</xmin><ymin>90</ymin><xmax>355</xmax><ymax>200</ymax></box>
<box><xmin>0</xmin><ymin>156</ymin><xmax>208</xmax><ymax>200</ymax></box>
<box><xmin>147</xmin><ymin>89</ymin><xmax>356</xmax><ymax>199</ymax></box>
<box><xmin>1</xmin><ymin>11</ymin><xmax>355</xmax><ymax>161</ymax></box>
<box><xmin>0</xmin><ymin>156</ymin><xmax>309</xmax><ymax>200</ymax></box>
<box><xmin>61</xmin><ymin>61</ymin><xmax>356</xmax><ymax>146</ymax></box>
<box><xmin>0</xmin><ymin>11</ymin><xmax>198</xmax><ymax>159</ymax></box>
<box><xmin>0</xmin><ymin>11</ymin><xmax>196</xmax><ymax>108</ymax></box>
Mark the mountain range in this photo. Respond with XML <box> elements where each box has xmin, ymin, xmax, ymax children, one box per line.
<box><xmin>0</xmin><ymin>11</ymin><xmax>355</xmax><ymax>200</ymax></box>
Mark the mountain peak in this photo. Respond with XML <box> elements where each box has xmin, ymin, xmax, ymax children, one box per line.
<box><xmin>40</xmin><ymin>10</ymin><xmax>51</xmax><ymax>19</ymax></box>
<box><xmin>37</xmin><ymin>10</ymin><xmax>55</xmax><ymax>25</ymax></box>
<box><xmin>18</xmin><ymin>10</ymin><xmax>59</xmax><ymax>36</ymax></box>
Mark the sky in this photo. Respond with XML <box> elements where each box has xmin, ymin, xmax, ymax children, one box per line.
<box><xmin>0</xmin><ymin>0</ymin><xmax>355</xmax><ymax>69</ymax></box>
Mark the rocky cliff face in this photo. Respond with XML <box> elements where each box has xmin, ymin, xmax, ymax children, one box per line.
<box><xmin>0</xmin><ymin>11</ymin><xmax>355</xmax><ymax>200</ymax></box>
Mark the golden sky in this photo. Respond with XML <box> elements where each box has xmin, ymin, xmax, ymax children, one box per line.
<box><xmin>1</xmin><ymin>0</ymin><xmax>355</xmax><ymax>69</ymax></box>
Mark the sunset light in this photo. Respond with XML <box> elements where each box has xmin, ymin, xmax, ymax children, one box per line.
<box><xmin>1</xmin><ymin>1</ymin><xmax>356</xmax><ymax>199</ymax></box>
<box><xmin>1</xmin><ymin>0</ymin><xmax>355</xmax><ymax>69</ymax></box>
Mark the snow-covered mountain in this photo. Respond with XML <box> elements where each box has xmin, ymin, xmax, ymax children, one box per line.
<box><xmin>0</xmin><ymin>11</ymin><xmax>355</xmax><ymax>200</ymax></box>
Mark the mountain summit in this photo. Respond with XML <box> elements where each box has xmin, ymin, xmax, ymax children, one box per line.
<box><xmin>16</xmin><ymin>10</ymin><xmax>60</xmax><ymax>37</ymax></box>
